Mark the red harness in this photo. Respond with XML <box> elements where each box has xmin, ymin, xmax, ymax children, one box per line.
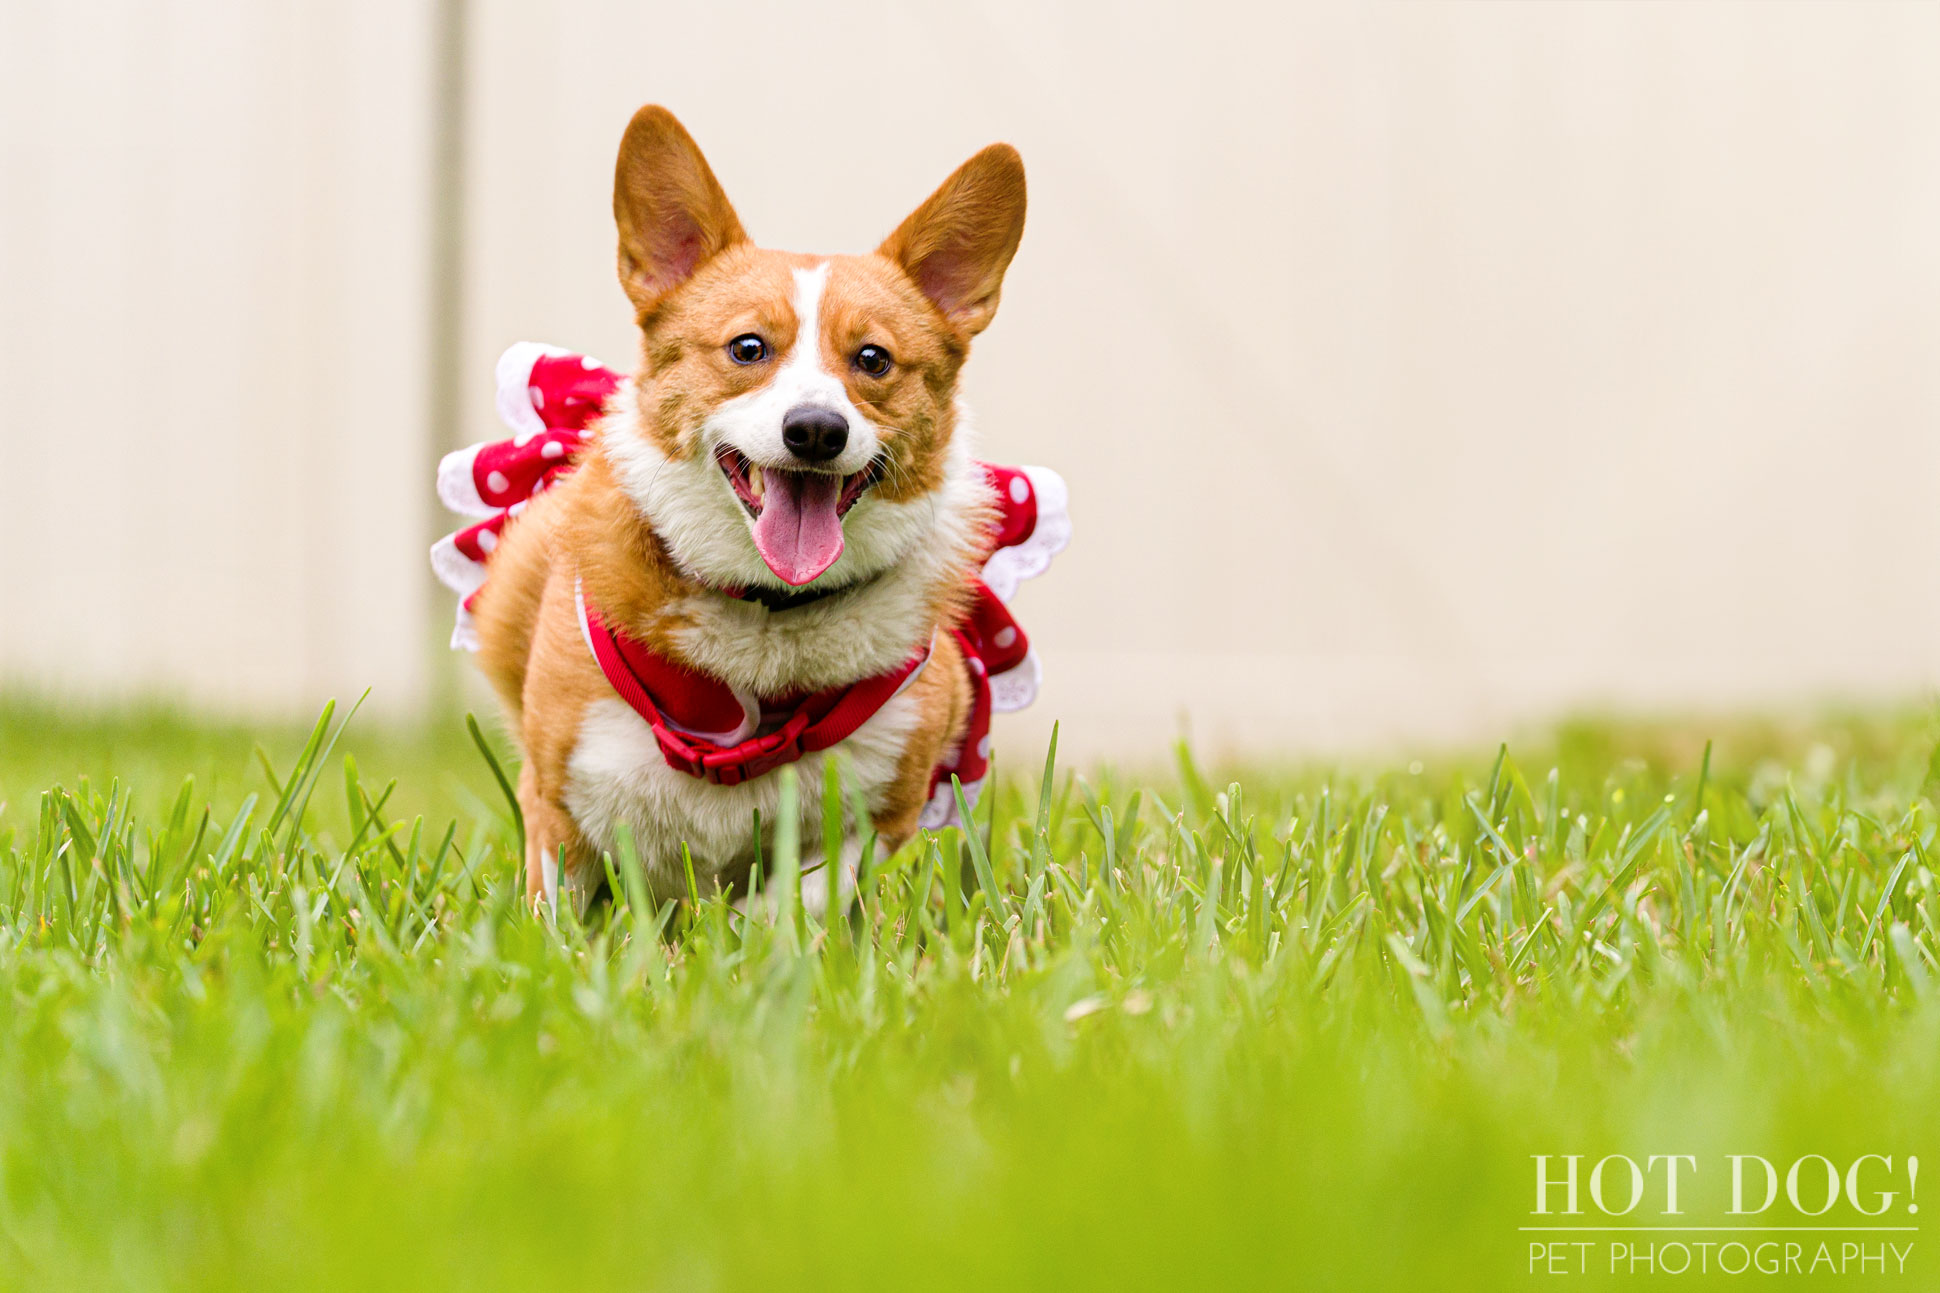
<box><xmin>433</xmin><ymin>343</ymin><xmax>1068</xmax><ymax>827</ymax></box>
<box><xmin>577</xmin><ymin>587</ymin><xmax>932</xmax><ymax>788</ymax></box>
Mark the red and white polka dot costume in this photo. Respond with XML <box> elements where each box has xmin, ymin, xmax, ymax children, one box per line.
<box><xmin>432</xmin><ymin>343</ymin><xmax>1070</xmax><ymax>828</ymax></box>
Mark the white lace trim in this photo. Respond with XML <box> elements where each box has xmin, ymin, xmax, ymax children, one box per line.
<box><xmin>982</xmin><ymin>465</ymin><xmax>1070</xmax><ymax>603</ymax></box>
<box><xmin>434</xmin><ymin>343</ymin><xmax>581</xmax><ymax>652</ymax></box>
<box><xmin>918</xmin><ymin>774</ymin><xmax>984</xmax><ymax>831</ymax></box>
<box><xmin>430</xmin><ymin>533</ymin><xmax>487</xmax><ymax>598</ymax></box>
<box><xmin>436</xmin><ymin>443</ymin><xmax>489</xmax><ymax>518</ymax></box>
<box><xmin>494</xmin><ymin>341</ymin><xmax>573</xmax><ymax>446</ymax></box>
<box><xmin>975</xmin><ymin>465</ymin><xmax>1067</xmax><ymax>712</ymax></box>
<box><xmin>989</xmin><ymin>646</ymin><xmax>1042</xmax><ymax>714</ymax></box>
<box><xmin>450</xmin><ymin>607</ymin><xmax>479</xmax><ymax>652</ymax></box>
<box><xmin>432</xmin><ymin>535</ymin><xmax>487</xmax><ymax>653</ymax></box>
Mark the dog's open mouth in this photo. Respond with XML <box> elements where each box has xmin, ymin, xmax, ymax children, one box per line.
<box><xmin>716</xmin><ymin>448</ymin><xmax>884</xmax><ymax>586</ymax></box>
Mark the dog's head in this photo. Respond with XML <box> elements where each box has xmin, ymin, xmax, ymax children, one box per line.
<box><xmin>603</xmin><ymin>105</ymin><xmax>1026</xmax><ymax>591</ymax></box>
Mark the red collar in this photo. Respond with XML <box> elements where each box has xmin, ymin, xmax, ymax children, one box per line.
<box><xmin>574</xmin><ymin>580</ymin><xmax>930</xmax><ymax>787</ymax></box>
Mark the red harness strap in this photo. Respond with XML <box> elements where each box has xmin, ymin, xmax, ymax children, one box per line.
<box><xmin>578</xmin><ymin>589</ymin><xmax>931</xmax><ymax>788</ymax></box>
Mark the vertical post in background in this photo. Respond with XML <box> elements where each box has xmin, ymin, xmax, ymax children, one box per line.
<box><xmin>424</xmin><ymin>0</ymin><xmax>470</xmax><ymax>714</ymax></box>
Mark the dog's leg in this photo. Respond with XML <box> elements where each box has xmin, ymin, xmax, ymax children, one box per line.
<box><xmin>520</xmin><ymin>761</ymin><xmax>594</xmax><ymax>916</ymax></box>
<box><xmin>798</xmin><ymin>831</ymin><xmax>874</xmax><ymax>921</ymax></box>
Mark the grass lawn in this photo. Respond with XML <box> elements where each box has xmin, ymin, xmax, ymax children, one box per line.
<box><xmin>2</xmin><ymin>697</ymin><xmax>1938</xmax><ymax>1290</ymax></box>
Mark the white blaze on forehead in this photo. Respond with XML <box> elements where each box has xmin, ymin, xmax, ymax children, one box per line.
<box><xmin>692</xmin><ymin>259</ymin><xmax>880</xmax><ymax>477</ymax></box>
<box><xmin>786</xmin><ymin>261</ymin><xmax>835</xmax><ymax>385</ymax></box>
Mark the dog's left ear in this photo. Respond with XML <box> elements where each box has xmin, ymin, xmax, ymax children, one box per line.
<box><xmin>877</xmin><ymin>144</ymin><xmax>1027</xmax><ymax>337</ymax></box>
<box><xmin>613</xmin><ymin>105</ymin><xmax>748</xmax><ymax>317</ymax></box>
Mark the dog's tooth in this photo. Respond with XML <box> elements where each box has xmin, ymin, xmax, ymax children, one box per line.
<box><xmin>749</xmin><ymin>465</ymin><xmax>764</xmax><ymax>501</ymax></box>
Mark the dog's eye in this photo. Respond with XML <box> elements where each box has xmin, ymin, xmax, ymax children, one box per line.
<box><xmin>727</xmin><ymin>334</ymin><xmax>768</xmax><ymax>365</ymax></box>
<box><xmin>854</xmin><ymin>344</ymin><xmax>892</xmax><ymax>377</ymax></box>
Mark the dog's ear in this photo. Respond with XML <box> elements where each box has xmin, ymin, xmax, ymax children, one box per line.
<box><xmin>613</xmin><ymin>106</ymin><xmax>748</xmax><ymax>316</ymax></box>
<box><xmin>877</xmin><ymin>144</ymin><xmax>1027</xmax><ymax>337</ymax></box>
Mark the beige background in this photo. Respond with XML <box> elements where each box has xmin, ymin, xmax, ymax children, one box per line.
<box><xmin>4</xmin><ymin>1</ymin><xmax>1938</xmax><ymax>761</ymax></box>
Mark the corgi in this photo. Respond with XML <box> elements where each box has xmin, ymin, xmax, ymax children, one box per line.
<box><xmin>431</xmin><ymin>105</ymin><xmax>1067</xmax><ymax>914</ymax></box>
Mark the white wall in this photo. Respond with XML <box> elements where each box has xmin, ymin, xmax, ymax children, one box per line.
<box><xmin>5</xmin><ymin>1</ymin><xmax>1939</xmax><ymax>760</ymax></box>
<box><xmin>0</xmin><ymin>2</ymin><xmax>439</xmax><ymax>716</ymax></box>
<box><xmin>459</xmin><ymin>0</ymin><xmax>1940</xmax><ymax>759</ymax></box>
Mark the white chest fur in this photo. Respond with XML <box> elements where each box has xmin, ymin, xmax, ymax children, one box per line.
<box><xmin>562</xmin><ymin>691</ymin><xmax>923</xmax><ymax>902</ymax></box>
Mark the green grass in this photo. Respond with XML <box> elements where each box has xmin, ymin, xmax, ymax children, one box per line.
<box><xmin>3</xmin><ymin>697</ymin><xmax>1940</xmax><ymax>1290</ymax></box>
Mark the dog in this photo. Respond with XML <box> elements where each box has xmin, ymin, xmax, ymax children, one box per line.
<box><xmin>431</xmin><ymin>105</ymin><xmax>1067</xmax><ymax>913</ymax></box>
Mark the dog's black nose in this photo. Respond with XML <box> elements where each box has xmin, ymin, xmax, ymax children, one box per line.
<box><xmin>781</xmin><ymin>406</ymin><xmax>848</xmax><ymax>464</ymax></box>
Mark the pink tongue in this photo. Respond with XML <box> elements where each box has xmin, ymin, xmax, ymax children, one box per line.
<box><xmin>752</xmin><ymin>470</ymin><xmax>846</xmax><ymax>585</ymax></box>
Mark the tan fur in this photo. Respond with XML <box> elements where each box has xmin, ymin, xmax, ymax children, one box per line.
<box><xmin>469</xmin><ymin>105</ymin><xmax>1026</xmax><ymax>908</ymax></box>
<box><xmin>873</xmin><ymin>631</ymin><xmax>974</xmax><ymax>839</ymax></box>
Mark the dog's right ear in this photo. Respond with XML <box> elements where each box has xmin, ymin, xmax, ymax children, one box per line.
<box><xmin>613</xmin><ymin>106</ymin><xmax>747</xmax><ymax>317</ymax></box>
